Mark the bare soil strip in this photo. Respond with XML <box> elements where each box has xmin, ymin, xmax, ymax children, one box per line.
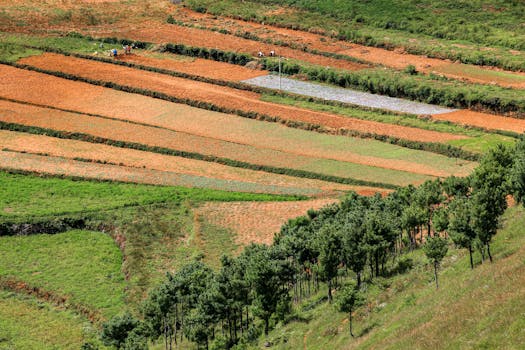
<box><xmin>175</xmin><ymin>8</ymin><xmax>525</xmax><ymax>88</ymax></box>
<box><xmin>118</xmin><ymin>52</ymin><xmax>268</xmax><ymax>81</ymax></box>
<box><xmin>195</xmin><ymin>199</ymin><xmax>345</xmax><ymax>246</ymax></box>
<box><xmin>14</xmin><ymin>55</ymin><xmax>467</xmax><ymax>143</ymax></box>
<box><xmin>433</xmin><ymin>110</ymin><xmax>525</xmax><ymax>134</ymax></box>
<box><xmin>0</xmin><ymin>130</ymin><xmax>373</xmax><ymax>195</ymax></box>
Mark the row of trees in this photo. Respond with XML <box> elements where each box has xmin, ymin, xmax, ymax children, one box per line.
<box><xmin>101</xmin><ymin>138</ymin><xmax>525</xmax><ymax>349</ymax></box>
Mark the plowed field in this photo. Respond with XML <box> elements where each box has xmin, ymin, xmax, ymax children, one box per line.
<box><xmin>0</xmin><ymin>151</ymin><xmax>323</xmax><ymax>196</ymax></box>
<box><xmin>0</xmin><ymin>130</ymin><xmax>371</xmax><ymax>195</ymax></box>
<box><xmin>196</xmin><ymin>199</ymin><xmax>344</xmax><ymax>245</ymax></box>
<box><xmin>175</xmin><ymin>8</ymin><xmax>525</xmax><ymax>88</ymax></box>
<box><xmin>118</xmin><ymin>53</ymin><xmax>268</xmax><ymax>81</ymax></box>
<box><xmin>0</xmin><ymin>100</ymin><xmax>434</xmax><ymax>186</ymax></box>
<box><xmin>14</xmin><ymin>56</ymin><xmax>467</xmax><ymax>143</ymax></box>
<box><xmin>433</xmin><ymin>110</ymin><xmax>525</xmax><ymax>134</ymax></box>
<box><xmin>0</xmin><ymin>67</ymin><xmax>475</xmax><ymax>178</ymax></box>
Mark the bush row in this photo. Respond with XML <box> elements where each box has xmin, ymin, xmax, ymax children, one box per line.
<box><xmin>165</xmin><ymin>17</ymin><xmax>370</xmax><ymax>66</ymax></box>
<box><xmin>0</xmin><ymin>120</ymin><xmax>398</xmax><ymax>190</ymax></box>
<box><xmin>262</xmin><ymin>59</ymin><xmax>525</xmax><ymax>117</ymax></box>
<box><xmin>6</xmin><ymin>61</ymin><xmax>480</xmax><ymax>161</ymax></box>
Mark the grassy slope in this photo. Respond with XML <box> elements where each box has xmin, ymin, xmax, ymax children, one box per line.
<box><xmin>0</xmin><ymin>171</ymin><xmax>300</xmax><ymax>222</ymax></box>
<box><xmin>0</xmin><ymin>230</ymin><xmax>125</xmax><ymax>318</ymax></box>
<box><xmin>0</xmin><ymin>291</ymin><xmax>102</xmax><ymax>350</ymax></box>
<box><xmin>258</xmin><ymin>206</ymin><xmax>525</xmax><ymax>350</ymax></box>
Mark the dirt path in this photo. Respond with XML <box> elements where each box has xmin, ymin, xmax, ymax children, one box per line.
<box><xmin>175</xmin><ymin>8</ymin><xmax>525</xmax><ymax>88</ymax></box>
<box><xmin>16</xmin><ymin>55</ymin><xmax>467</xmax><ymax>143</ymax></box>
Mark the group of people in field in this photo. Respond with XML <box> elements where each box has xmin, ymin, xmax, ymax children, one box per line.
<box><xmin>99</xmin><ymin>42</ymin><xmax>135</xmax><ymax>57</ymax></box>
<box><xmin>258</xmin><ymin>50</ymin><xmax>276</xmax><ymax>57</ymax></box>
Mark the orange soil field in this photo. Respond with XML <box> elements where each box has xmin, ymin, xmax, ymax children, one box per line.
<box><xmin>175</xmin><ymin>8</ymin><xmax>525</xmax><ymax>88</ymax></box>
<box><xmin>431</xmin><ymin>110</ymin><xmax>525</xmax><ymax>134</ymax></box>
<box><xmin>0</xmin><ymin>68</ymin><xmax>474</xmax><ymax>183</ymax></box>
<box><xmin>0</xmin><ymin>100</ymin><xmax>436</xmax><ymax>186</ymax></box>
<box><xmin>0</xmin><ymin>64</ymin><xmax>474</xmax><ymax>177</ymax></box>
<box><xmin>15</xmin><ymin>55</ymin><xmax>467</xmax><ymax>143</ymax></box>
<box><xmin>0</xmin><ymin>129</ymin><xmax>371</xmax><ymax>195</ymax></box>
<box><xmin>118</xmin><ymin>53</ymin><xmax>268</xmax><ymax>81</ymax></box>
<box><xmin>195</xmin><ymin>199</ymin><xmax>342</xmax><ymax>245</ymax></box>
<box><xmin>0</xmin><ymin>150</ymin><xmax>325</xmax><ymax>196</ymax></box>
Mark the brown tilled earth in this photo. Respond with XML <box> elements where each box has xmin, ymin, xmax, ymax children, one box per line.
<box><xmin>118</xmin><ymin>53</ymin><xmax>268</xmax><ymax>81</ymax></box>
<box><xmin>195</xmin><ymin>199</ymin><xmax>342</xmax><ymax>246</ymax></box>
<box><xmin>15</xmin><ymin>55</ymin><xmax>467</xmax><ymax>143</ymax></box>
<box><xmin>432</xmin><ymin>110</ymin><xmax>525</xmax><ymax>133</ymax></box>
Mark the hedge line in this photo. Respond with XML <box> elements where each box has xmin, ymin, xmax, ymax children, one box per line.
<box><xmin>4</xmin><ymin>61</ymin><xmax>480</xmax><ymax>161</ymax></box>
<box><xmin>165</xmin><ymin>17</ymin><xmax>371</xmax><ymax>66</ymax></box>
<box><xmin>262</xmin><ymin>59</ymin><xmax>525</xmax><ymax>117</ymax></box>
<box><xmin>0</xmin><ymin>121</ymin><xmax>399</xmax><ymax>190</ymax></box>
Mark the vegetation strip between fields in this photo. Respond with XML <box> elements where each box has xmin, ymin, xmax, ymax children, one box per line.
<box><xmin>1</xmin><ymin>61</ymin><xmax>480</xmax><ymax>161</ymax></box>
<box><xmin>0</xmin><ymin>121</ymin><xmax>398</xmax><ymax>189</ymax></box>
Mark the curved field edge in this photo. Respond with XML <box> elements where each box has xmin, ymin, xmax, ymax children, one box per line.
<box><xmin>0</xmin><ymin>290</ymin><xmax>101</xmax><ymax>350</ymax></box>
<box><xmin>257</xmin><ymin>206</ymin><xmax>525</xmax><ymax>350</ymax></box>
<box><xmin>0</xmin><ymin>230</ymin><xmax>126</xmax><ymax>318</ymax></box>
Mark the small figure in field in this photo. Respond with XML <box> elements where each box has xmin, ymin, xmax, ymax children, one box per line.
<box><xmin>269</xmin><ymin>50</ymin><xmax>275</xmax><ymax>57</ymax></box>
<box><xmin>99</xmin><ymin>42</ymin><xmax>104</xmax><ymax>49</ymax></box>
<box><xmin>112</xmin><ymin>48</ymin><xmax>118</xmax><ymax>57</ymax></box>
<box><xmin>258</xmin><ymin>51</ymin><xmax>264</xmax><ymax>57</ymax></box>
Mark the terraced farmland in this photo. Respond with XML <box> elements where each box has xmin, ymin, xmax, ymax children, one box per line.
<box><xmin>1</xmin><ymin>1</ymin><xmax>524</xmax><ymax>348</ymax></box>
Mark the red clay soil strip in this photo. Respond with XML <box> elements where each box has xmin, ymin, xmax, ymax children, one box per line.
<box><xmin>175</xmin><ymin>8</ymin><xmax>525</xmax><ymax>88</ymax></box>
<box><xmin>0</xmin><ymin>130</ymin><xmax>370</xmax><ymax>195</ymax></box>
<box><xmin>433</xmin><ymin>110</ymin><xmax>525</xmax><ymax>134</ymax></box>
<box><xmin>14</xmin><ymin>55</ymin><xmax>467</xmax><ymax>143</ymax></box>
<box><xmin>91</xmin><ymin>21</ymin><xmax>369</xmax><ymax>72</ymax></box>
<box><xmin>118</xmin><ymin>53</ymin><xmax>268</xmax><ymax>81</ymax></box>
<box><xmin>0</xmin><ymin>276</ymin><xmax>103</xmax><ymax>323</ymax></box>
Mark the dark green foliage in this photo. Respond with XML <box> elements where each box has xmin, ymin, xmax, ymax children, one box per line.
<box><xmin>336</xmin><ymin>280</ymin><xmax>365</xmax><ymax>337</ymax></box>
<box><xmin>101</xmin><ymin>313</ymin><xmax>140</xmax><ymax>349</ymax></box>
<box><xmin>510</xmin><ymin>137</ymin><xmax>525</xmax><ymax>204</ymax></box>
<box><xmin>470</xmin><ymin>145</ymin><xmax>513</xmax><ymax>262</ymax></box>
<box><xmin>423</xmin><ymin>236</ymin><xmax>448</xmax><ymax>288</ymax></box>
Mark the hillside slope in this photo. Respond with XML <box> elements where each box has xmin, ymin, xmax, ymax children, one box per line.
<box><xmin>259</xmin><ymin>206</ymin><xmax>525</xmax><ymax>350</ymax></box>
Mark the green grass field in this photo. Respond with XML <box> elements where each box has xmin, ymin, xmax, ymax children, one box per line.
<box><xmin>254</xmin><ymin>205</ymin><xmax>525</xmax><ymax>349</ymax></box>
<box><xmin>0</xmin><ymin>171</ymin><xmax>300</xmax><ymax>222</ymax></box>
<box><xmin>0</xmin><ymin>291</ymin><xmax>102</xmax><ymax>350</ymax></box>
<box><xmin>0</xmin><ymin>230</ymin><xmax>125</xmax><ymax>318</ymax></box>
